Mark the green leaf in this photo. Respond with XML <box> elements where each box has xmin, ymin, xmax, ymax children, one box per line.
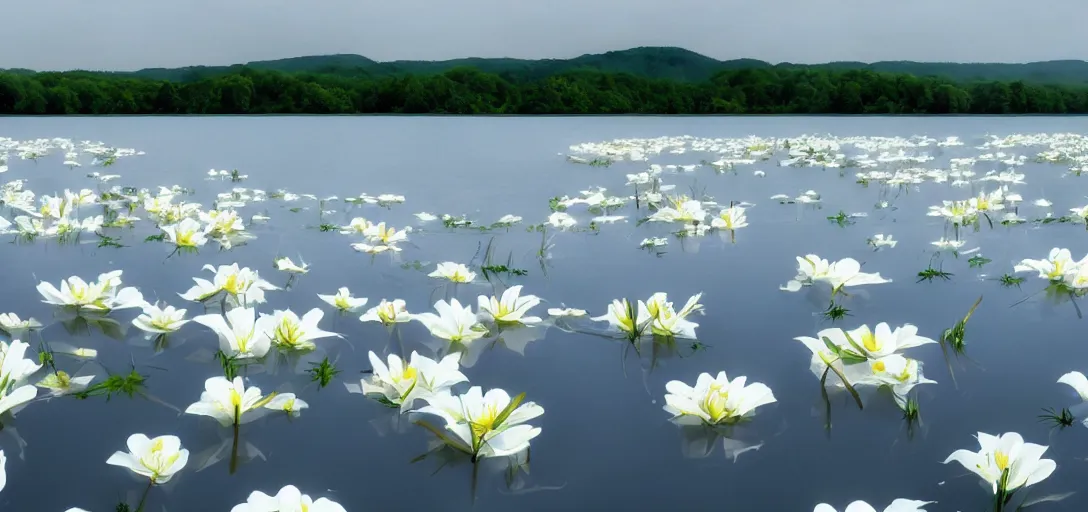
<box><xmin>415</xmin><ymin>420</ymin><xmax>469</xmax><ymax>453</ymax></box>
<box><xmin>491</xmin><ymin>392</ymin><xmax>526</xmax><ymax>430</ymax></box>
<box><xmin>835</xmin><ymin>330</ymin><xmax>870</xmax><ymax>363</ymax></box>
<box><xmin>820</xmin><ymin>356</ymin><xmax>864</xmax><ymax>410</ymax></box>
<box><xmin>821</xmin><ymin>336</ymin><xmax>844</xmax><ymax>356</ymax></box>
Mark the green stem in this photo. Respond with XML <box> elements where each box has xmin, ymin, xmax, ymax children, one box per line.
<box><xmin>135</xmin><ymin>479</ymin><xmax>154</xmax><ymax>512</ymax></box>
<box><xmin>229</xmin><ymin>422</ymin><xmax>240</xmax><ymax>475</ymax></box>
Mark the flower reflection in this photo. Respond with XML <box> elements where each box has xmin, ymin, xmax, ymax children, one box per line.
<box><xmin>672</xmin><ymin>424</ymin><xmax>764</xmax><ymax>462</ymax></box>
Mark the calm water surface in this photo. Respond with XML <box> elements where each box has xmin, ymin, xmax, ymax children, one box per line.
<box><xmin>2</xmin><ymin>116</ymin><xmax>1088</xmax><ymax>511</ymax></box>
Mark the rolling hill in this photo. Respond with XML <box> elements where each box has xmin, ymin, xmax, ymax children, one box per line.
<box><xmin>20</xmin><ymin>47</ymin><xmax>1088</xmax><ymax>85</ymax></box>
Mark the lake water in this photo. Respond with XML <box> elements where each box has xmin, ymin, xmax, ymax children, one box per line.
<box><xmin>2</xmin><ymin>116</ymin><xmax>1088</xmax><ymax>511</ymax></box>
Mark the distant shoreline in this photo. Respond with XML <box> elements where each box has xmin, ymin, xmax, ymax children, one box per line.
<box><xmin>2</xmin><ymin>65</ymin><xmax>1086</xmax><ymax>115</ymax></box>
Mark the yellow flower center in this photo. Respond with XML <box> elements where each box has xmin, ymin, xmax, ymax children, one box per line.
<box><xmin>701</xmin><ymin>383</ymin><xmax>733</xmax><ymax>423</ymax></box>
<box><xmin>471</xmin><ymin>403</ymin><xmax>501</xmax><ymax>440</ymax></box>
<box><xmin>334</xmin><ymin>296</ymin><xmax>351</xmax><ymax>310</ymax></box>
<box><xmin>871</xmin><ymin>360</ymin><xmax>886</xmax><ymax>373</ymax></box>
<box><xmin>861</xmin><ymin>330</ymin><xmax>881</xmax><ymax>353</ymax></box>
<box><xmin>994</xmin><ymin>450</ymin><xmax>1009</xmax><ymax>472</ymax></box>
<box><xmin>275</xmin><ymin>317</ymin><xmax>304</xmax><ymax>347</ymax></box>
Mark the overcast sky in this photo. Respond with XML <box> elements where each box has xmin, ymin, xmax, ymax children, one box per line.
<box><xmin>3</xmin><ymin>0</ymin><xmax>1085</xmax><ymax>71</ymax></box>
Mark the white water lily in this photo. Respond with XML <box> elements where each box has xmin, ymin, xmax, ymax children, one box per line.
<box><xmin>640</xmin><ymin>237</ymin><xmax>668</xmax><ymax>248</ymax></box>
<box><xmin>132</xmin><ymin>302</ymin><xmax>189</xmax><ymax>334</ymax></box>
<box><xmin>856</xmin><ymin>355</ymin><xmax>936</xmax><ymax>407</ymax></box>
<box><xmin>591</xmin><ymin>298</ymin><xmax>652</xmax><ymax>337</ymax></box>
<box><xmin>264</xmin><ymin>393</ymin><xmax>308</xmax><ymax>417</ymax></box>
<box><xmin>649</xmin><ymin>199</ymin><xmax>707</xmax><ymax>224</ymax></box>
<box><xmin>414</xmin><ymin>212</ymin><xmax>438</xmax><ymax>222</ymax></box>
<box><xmin>943</xmin><ymin>432</ymin><xmax>1056</xmax><ymax>495</ymax></box>
<box><xmin>546</xmin><ymin>211</ymin><xmax>576</xmax><ymax>229</ymax></box>
<box><xmin>161</xmin><ymin>218</ymin><xmax>208</xmax><ymax>248</ymax></box>
<box><xmin>0</xmin><ymin>340</ymin><xmax>40</xmax><ymax>417</ymax></box>
<box><xmin>230</xmin><ymin>485</ymin><xmax>346</xmax><ymax>512</ymax></box>
<box><xmin>813</xmin><ymin>500</ymin><xmax>933</xmax><ymax>512</ymax></box>
<box><xmin>478</xmin><ymin>285</ymin><xmax>542</xmax><ymax>324</ymax></box>
<box><xmin>36</xmin><ymin>370</ymin><xmax>95</xmax><ymax>396</ymax></box>
<box><xmin>256</xmin><ymin>308</ymin><xmax>338</xmax><ymax>352</ymax></box>
<box><xmin>0</xmin><ymin>313</ymin><xmax>41</xmax><ymax>334</ymax></box>
<box><xmin>412</xmin><ymin>299</ymin><xmax>488</xmax><ymax>344</ymax></box>
<box><xmin>357</xmin><ymin>351</ymin><xmax>467</xmax><ymax>410</ymax></box>
<box><xmin>644</xmin><ymin>292</ymin><xmax>702</xmax><ymax>339</ymax></box>
<box><xmin>105</xmin><ymin>433</ymin><xmax>189</xmax><ymax>484</ymax></box>
<box><xmin>317</xmin><ymin>287</ymin><xmax>368</xmax><ymax>312</ymax></box>
<box><xmin>180</xmin><ymin>263</ymin><xmax>279</xmax><ymax>306</ymax></box>
<box><xmin>339</xmin><ymin>217</ymin><xmax>372</xmax><ymax>235</ymax></box>
<box><xmin>362</xmin><ymin>222</ymin><xmax>408</xmax><ymax>246</ymax></box>
<box><xmin>416</xmin><ymin>386</ymin><xmax>543</xmax><ymax>459</ymax></box>
<box><xmin>37</xmin><ymin>270</ymin><xmax>144</xmax><ymax>311</ymax></box>
<box><xmin>273</xmin><ymin>256</ymin><xmax>308</xmax><ymax>274</ymax></box>
<box><xmin>1057</xmin><ymin>371</ymin><xmax>1088</xmax><ymax>402</ymax></box>
<box><xmin>184</xmin><ymin>376</ymin><xmax>276</xmax><ymax>427</ymax></box>
<box><xmin>192</xmin><ymin>308</ymin><xmax>270</xmax><ymax>359</ymax></box>
<box><xmin>817</xmin><ymin>323</ymin><xmax>936</xmax><ymax>360</ymax></box>
<box><xmin>711</xmin><ymin>206</ymin><xmax>747</xmax><ymax>230</ymax></box>
<box><xmin>782</xmin><ymin>255</ymin><xmax>890</xmax><ymax>292</ymax></box>
<box><xmin>927</xmin><ymin>199</ymin><xmax>978</xmax><ymax>225</ymax></box>
<box><xmin>1014</xmin><ymin>247</ymin><xmax>1079</xmax><ymax>282</ymax></box>
<box><xmin>664</xmin><ymin>371</ymin><xmax>776</xmax><ymax>425</ymax></box>
<box><xmin>429</xmin><ymin>262</ymin><xmax>476</xmax><ymax>283</ymax></box>
<box><xmin>867</xmin><ymin>234</ymin><xmax>897</xmax><ymax>249</ymax></box>
<box><xmin>359</xmin><ymin>299</ymin><xmax>410</xmax><ymax>326</ymax></box>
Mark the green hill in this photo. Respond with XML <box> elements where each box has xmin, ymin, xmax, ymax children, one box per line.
<box><xmin>16</xmin><ymin>47</ymin><xmax>1088</xmax><ymax>85</ymax></box>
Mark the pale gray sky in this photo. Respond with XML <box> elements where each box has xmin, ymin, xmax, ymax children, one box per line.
<box><xmin>3</xmin><ymin>0</ymin><xmax>1086</xmax><ymax>71</ymax></box>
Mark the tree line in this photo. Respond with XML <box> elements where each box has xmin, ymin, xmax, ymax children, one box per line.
<box><xmin>0</xmin><ymin>66</ymin><xmax>1085</xmax><ymax>115</ymax></box>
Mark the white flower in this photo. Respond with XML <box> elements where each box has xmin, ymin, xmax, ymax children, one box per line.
<box><xmin>192</xmin><ymin>308</ymin><xmax>271</xmax><ymax>359</ymax></box>
<box><xmin>412</xmin><ymin>299</ymin><xmax>488</xmax><ymax>344</ymax></box>
<box><xmin>184</xmin><ymin>376</ymin><xmax>275</xmax><ymax>427</ymax></box>
<box><xmin>273</xmin><ymin>256</ymin><xmax>308</xmax><ymax>274</ymax></box>
<box><xmin>132</xmin><ymin>302</ymin><xmax>189</xmax><ymax>334</ymax></box>
<box><xmin>781</xmin><ymin>255</ymin><xmax>889</xmax><ymax>292</ymax></box>
<box><xmin>663</xmin><ymin>371</ymin><xmax>776</xmax><ymax>425</ymax></box>
<box><xmin>0</xmin><ymin>313</ymin><xmax>41</xmax><ymax>334</ymax></box>
<box><xmin>944</xmin><ymin>432</ymin><xmax>1056</xmax><ymax>495</ymax></box>
<box><xmin>230</xmin><ymin>485</ymin><xmax>346</xmax><ymax>512</ymax></box>
<box><xmin>867</xmin><ymin>234</ymin><xmax>897</xmax><ymax>249</ymax></box>
<box><xmin>1014</xmin><ymin>247</ymin><xmax>1079</xmax><ymax>282</ymax></box>
<box><xmin>711</xmin><ymin>206</ymin><xmax>748</xmax><ymax>230</ymax></box>
<box><xmin>416</xmin><ymin>386</ymin><xmax>543</xmax><ymax>459</ymax></box>
<box><xmin>106</xmin><ymin>434</ymin><xmax>189</xmax><ymax>484</ymax></box>
<box><xmin>356</xmin><ymin>351</ymin><xmax>467</xmax><ymax>411</ymax></box>
<box><xmin>264</xmin><ymin>393</ymin><xmax>308</xmax><ymax>417</ymax></box>
<box><xmin>546</xmin><ymin>212</ymin><xmax>576</xmax><ymax>229</ymax></box>
<box><xmin>180</xmin><ymin>263</ymin><xmax>278</xmax><ymax>306</ymax></box>
<box><xmin>256</xmin><ymin>308</ymin><xmax>339</xmax><ymax>352</ymax></box>
<box><xmin>429</xmin><ymin>262</ymin><xmax>476</xmax><ymax>283</ymax></box>
<box><xmin>37</xmin><ymin>271</ymin><xmax>144</xmax><ymax>312</ymax></box>
<box><xmin>317</xmin><ymin>287</ymin><xmax>368</xmax><ymax>312</ymax></box>
<box><xmin>0</xmin><ymin>340</ymin><xmax>43</xmax><ymax>417</ymax></box>
<box><xmin>161</xmin><ymin>218</ymin><xmax>208</xmax><ymax>248</ymax></box>
<box><xmin>359</xmin><ymin>299</ymin><xmax>410</xmax><ymax>326</ymax></box>
<box><xmin>477</xmin><ymin>286</ymin><xmax>542</xmax><ymax>324</ymax></box>
<box><xmin>640</xmin><ymin>237</ymin><xmax>668</xmax><ymax>248</ymax></box>
<box><xmin>591</xmin><ymin>299</ymin><xmax>652</xmax><ymax>337</ymax></box>
<box><xmin>813</xmin><ymin>500</ymin><xmax>933</xmax><ymax>512</ymax></box>
<box><xmin>495</xmin><ymin>214</ymin><xmax>522</xmax><ymax>226</ymax></box>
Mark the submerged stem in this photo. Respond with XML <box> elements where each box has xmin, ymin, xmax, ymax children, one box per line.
<box><xmin>229</xmin><ymin>422</ymin><xmax>240</xmax><ymax>475</ymax></box>
<box><xmin>135</xmin><ymin>479</ymin><xmax>154</xmax><ymax>512</ymax></box>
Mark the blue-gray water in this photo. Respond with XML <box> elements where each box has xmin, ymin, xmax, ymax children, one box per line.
<box><xmin>2</xmin><ymin>116</ymin><xmax>1088</xmax><ymax>511</ymax></box>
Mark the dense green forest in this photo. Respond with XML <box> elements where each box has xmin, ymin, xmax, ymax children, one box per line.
<box><xmin>1</xmin><ymin>64</ymin><xmax>1087</xmax><ymax>115</ymax></box>
<box><xmin>15</xmin><ymin>47</ymin><xmax>1088</xmax><ymax>85</ymax></box>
